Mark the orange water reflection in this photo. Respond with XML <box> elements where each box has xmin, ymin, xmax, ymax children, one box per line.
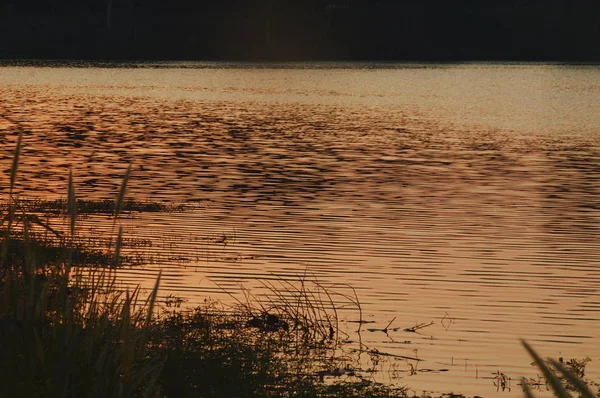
<box><xmin>1</xmin><ymin>63</ymin><xmax>599</xmax><ymax>397</ymax></box>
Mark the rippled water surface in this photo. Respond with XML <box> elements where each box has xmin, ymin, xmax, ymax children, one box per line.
<box><xmin>1</xmin><ymin>62</ymin><xmax>599</xmax><ymax>396</ymax></box>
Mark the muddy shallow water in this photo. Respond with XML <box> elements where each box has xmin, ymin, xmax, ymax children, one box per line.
<box><xmin>1</xmin><ymin>62</ymin><xmax>599</xmax><ymax>396</ymax></box>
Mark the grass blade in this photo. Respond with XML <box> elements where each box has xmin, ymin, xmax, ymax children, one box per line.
<box><xmin>113</xmin><ymin>226</ymin><xmax>123</xmax><ymax>266</ymax></box>
<box><xmin>2</xmin><ymin>132</ymin><xmax>23</xmax><ymax>260</ymax></box>
<box><xmin>522</xmin><ymin>340</ymin><xmax>571</xmax><ymax>398</ymax></box>
<box><xmin>521</xmin><ymin>377</ymin><xmax>536</xmax><ymax>398</ymax></box>
<box><xmin>140</xmin><ymin>271</ymin><xmax>161</xmax><ymax>356</ymax></box>
<box><xmin>68</xmin><ymin>169</ymin><xmax>76</xmax><ymax>236</ymax></box>
<box><xmin>115</xmin><ymin>164</ymin><xmax>132</xmax><ymax>219</ymax></box>
<box><xmin>9</xmin><ymin>132</ymin><xmax>23</xmax><ymax>197</ymax></box>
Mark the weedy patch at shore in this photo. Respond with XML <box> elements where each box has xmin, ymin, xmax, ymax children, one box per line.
<box><xmin>1</xmin><ymin>134</ymin><xmax>163</xmax><ymax>397</ymax></box>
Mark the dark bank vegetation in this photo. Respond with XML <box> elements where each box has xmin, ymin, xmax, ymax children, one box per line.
<box><xmin>1</xmin><ymin>0</ymin><xmax>599</xmax><ymax>61</ymax></box>
<box><xmin>1</xmin><ymin>132</ymin><xmax>597</xmax><ymax>397</ymax></box>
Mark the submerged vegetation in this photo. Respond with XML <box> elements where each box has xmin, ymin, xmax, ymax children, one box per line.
<box><xmin>1</xmin><ymin>132</ymin><xmax>597</xmax><ymax>397</ymax></box>
<box><xmin>0</xmin><ymin>198</ymin><xmax>187</xmax><ymax>216</ymax></box>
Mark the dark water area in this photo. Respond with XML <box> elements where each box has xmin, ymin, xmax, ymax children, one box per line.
<box><xmin>1</xmin><ymin>62</ymin><xmax>599</xmax><ymax>396</ymax></box>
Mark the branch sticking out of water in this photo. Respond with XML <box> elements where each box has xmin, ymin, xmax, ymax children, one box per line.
<box><xmin>404</xmin><ymin>321</ymin><xmax>435</xmax><ymax>333</ymax></box>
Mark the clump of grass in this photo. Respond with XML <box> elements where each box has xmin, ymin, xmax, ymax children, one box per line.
<box><xmin>0</xmin><ymin>266</ymin><xmax>164</xmax><ymax>397</ymax></box>
<box><xmin>149</xmin><ymin>301</ymin><xmax>408</xmax><ymax>398</ymax></box>
<box><xmin>147</xmin><ymin>269</ymin><xmax>411</xmax><ymax>397</ymax></box>
<box><xmin>1</xmin><ymin>133</ymin><xmax>162</xmax><ymax>397</ymax></box>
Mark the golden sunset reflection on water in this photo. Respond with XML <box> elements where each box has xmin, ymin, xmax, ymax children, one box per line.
<box><xmin>1</xmin><ymin>63</ymin><xmax>599</xmax><ymax>397</ymax></box>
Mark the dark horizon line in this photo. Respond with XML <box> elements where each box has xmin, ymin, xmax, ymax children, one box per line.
<box><xmin>2</xmin><ymin>58</ymin><xmax>600</xmax><ymax>66</ymax></box>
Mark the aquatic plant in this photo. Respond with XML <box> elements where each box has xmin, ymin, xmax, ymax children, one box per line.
<box><xmin>0</xmin><ymin>198</ymin><xmax>185</xmax><ymax>216</ymax></box>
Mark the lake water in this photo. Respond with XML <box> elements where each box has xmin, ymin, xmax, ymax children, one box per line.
<box><xmin>1</xmin><ymin>62</ymin><xmax>599</xmax><ymax>397</ymax></box>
